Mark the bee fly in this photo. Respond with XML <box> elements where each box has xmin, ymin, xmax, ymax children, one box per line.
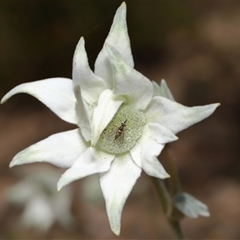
<box><xmin>114</xmin><ymin>120</ymin><xmax>127</xmax><ymax>143</ymax></box>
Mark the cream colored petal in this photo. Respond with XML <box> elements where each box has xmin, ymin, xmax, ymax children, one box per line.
<box><xmin>1</xmin><ymin>78</ymin><xmax>77</xmax><ymax>124</ymax></box>
<box><xmin>99</xmin><ymin>154</ymin><xmax>141</xmax><ymax>235</ymax></box>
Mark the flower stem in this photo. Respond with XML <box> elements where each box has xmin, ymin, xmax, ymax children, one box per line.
<box><xmin>150</xmin><ymin>177</ymin><xmax>171</xmax><ymax>216</ymax></box>
<box><xmin>169</xmin><ymin>220</ymin><xmax>185</xmax><ymax>240</ymax></box>
<box><xmin>163</xmin><ymin>144</ymin><xmax>180</xmax><ymax>197</ymax></box>
<box><xmin>151</xmin><ymin>144</ymin><xmax>185</xmax><ymax>239</ymax></box>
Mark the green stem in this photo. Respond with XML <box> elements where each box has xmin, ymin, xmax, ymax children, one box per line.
<box><xmin>169</xmin><ymin>220</ymin><xmax>185</xmax><ymax>240</ymax></box>
<box><xmin>163</xmin><ymin>144</ymin><xmax>180</xmax><ymax>196</ymax></box>
<box><xmin>151</xmin><ymin>144</ymin><xmax>186</xmax><ymax>239</ymax></box>
<box><xmin>150</xmin><ymin>177</ymin><xmax>171</xmax><ymax>216</ymax></box>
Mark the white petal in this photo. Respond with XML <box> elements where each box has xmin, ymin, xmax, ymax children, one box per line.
<box><xmin>130</xmin><ymin>123</ymin><xmax>177</xmax><ymax>168</ymax></box>
<box><xmin>174</xmin><ymin>192</ymin><xmax>210</xmax><ymax>218</ymax></box>
<box><xmin>106</xmin><ymin>44</ymin><xmax>153</xmax><ymax>110</ymax></box>
<box><xmin>132</xmin><ymin>124</ymin><xmax>170</xmax><ymax>179</ymax></box>
<box><xmin>72</xmin><ymin>37</ymin><xmax>106</xmax><ymax>103</ymax></box>
<box><xmin>1</xmin><ymin>78</ymin><xmax>77</xmax><ymax>124</ymax></box>
<box><xmin>10</xmin><ymin>129</ymin><xmax>88</xmax><ymax>168</ymax></box>
<box><xmin>145</xmin><ymin>96</ymin><xmax>220</xmax><ymax>134</ymax></box>
<box><xmin>74</xmin><ymin>85</ymin><xmax>92</xmax><ymax>141</ymax></box>
<box><xmin>147</xmin><ymin>122</ymin><xmax>178</xmax><ymax>144</ymax></box>
<box><xmin>152</xmin><ymin>79</ymin><xmax>175</xmax><ymax>101</ymax></box>
<box><xmin>99</xmin><ymin>154</ymin><xmax>141</xmax><ymax>235</ymax></box>
<box><xmin>91</xmin><ymin>89</ymin><xmax>124</xmax><ymax>146</ymax></box>
<box><xmin>57</xmin><ymin>147</ymin><xmax>114</xmax><ymax>191</ymax></box>
<box><xmin>95</xmin><ymin>2</ymin><xmax>133</xmax><ymax>87</ymax></box>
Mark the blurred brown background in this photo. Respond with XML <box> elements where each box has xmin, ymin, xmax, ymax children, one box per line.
<box><xmin>0</xmin><ymin>0</ymin><xmax>240</xmax><ymax>239</ymax></box>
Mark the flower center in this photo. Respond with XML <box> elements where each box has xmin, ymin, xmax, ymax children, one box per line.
<box><xmin>98</xmin><ymin>105</ymin><xmax>145</xmax><ymax>154</ymax></box>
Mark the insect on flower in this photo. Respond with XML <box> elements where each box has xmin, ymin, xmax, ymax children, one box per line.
<box><xmin>104</xmin><ymin>119</ymin><xmax>128</xmax><ymax>144</ymax></box>
<box><xmin>114</xmin><ymin>120</ymin><xmax>127</xmax><ymax>143</ymax></box>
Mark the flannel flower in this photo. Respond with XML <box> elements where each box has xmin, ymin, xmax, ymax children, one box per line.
<box><xmin>4</xmin><ymin>167</ymin><xmax>74</xmax><ymax>233</ymax></box>
<box><xmin>1</xmin><ymin>2</ymin><xmax>219</xmax><ymax>235</ymax></box>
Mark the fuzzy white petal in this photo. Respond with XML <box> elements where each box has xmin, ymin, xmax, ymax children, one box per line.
<box><xmin>73</xmin><ymin>37</ymin><xmax>106</xmax><ymax>103</ymax></box>
<box><xmin>1</xmin><ymin>78</ymin><xmax>77</xmax><ymax>124</ymax></box>
<box><xmin>91</xmin><ymin>89</ymin><xmax>124</xmax><ymax>146</ymax></box>
<box><xmin>106</xmin><ymin>44</ymin><xmax>153</xmax><ymax>110</ymax></box>
<box><xmin>57</xmin><ymin>147</ymin><xmax>114</xmax><ymax>191</ymax></box>
<box><xmin>152</xmin><ymin>79</ymin><xmax>175</xmax><ymax>101</ymax></box>
<box><xmin>74</xmin><ymin>85</ymin><xmax>92</xmax><ymax>141</ymax></box>
<box><xmin>99</xmin><ymin>154</ymin><xmax>141</xmax><ymax>235</ymax></box>
<box><xmin>95</xmin><ymin>2</ymin><xmax>133</xmax><ymax>88</ymax></box>
<box><xmin>145</xmin><ymin>96</ymin><xmax>220</xmax><ymax>134</ymax></box>
<box><xmin>130</xmin><ymin>123</ymin><xmax>177</xmax><ymax>169</ymax></box>
<box><xmin>145</xmin><ymin>122</ymin><xmax>178</xmax><ymax>144</ymax></box>
<box><xmin>10</xmin><ymin>129</ymin><xmax>88</xmax><ymax>168</ymax></box>
<box><xmin>132</xmin><ymin>124</ymin><xmax>170</xmax><ymax>179</ymax></box>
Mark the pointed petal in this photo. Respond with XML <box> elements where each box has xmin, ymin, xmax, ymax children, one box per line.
<box><xmin>130</xmin><ymin>123</ymin><xmax>177</xmax><ymax>168</ymax></box>
<box><xmin>145</xmin><ymin>96</ymin><xmax>220</xmax><ymax>134</ymax></box>
<box><xmin>74</xmin><ymin>85</ymin><xmax>92</xmax><ymax>141</ymax></box>
<box><xmin>10</xmin><ymin>129</ymin><xmax>88</xmax><ymax>168</ymax></box>
<box><xmin>95</xmin><ymin>2</ymin><xmax>133</xmax><ymax>87</ymax></box>
<box><xmin>57</xmin><ymin>147</ymin><xmax>114</xmax><ymax>190</ymax></box>
<box><xmin>73</xmin><ymin>37</ymin><xmax>106</xmax><ymax>103</ymax></box>
<box><xmin>131</xmin><ymin>124</ymin><xmax>170</xmax><ymax>179</ymax></box>
<box><xmin>1</xmin><ymin>78</ymin><xmax>77</xmax><ymax>124</ymax></box>
<box><xmin>152</xmin><ymin>79</ymin><xmax>175</xmax><ymax>101</ymax></box>
<box><xmin>174</xmin><ymin>192</ymin><xmax>210</xmax><ymax>218</ymax></box>
<box><xmin>91</xmin><ymin>89</ymin><xmax>124</xmax><ymax>146</ymax></box>
<box><xmin>106</xmin><ymin>44</ymin><xmax>153</xmax><ymax>110</ymax></box>
<box><xmin>99</xmin><ymin>154</ymin><xmax>141</xmax><ymax>235</ymax></box>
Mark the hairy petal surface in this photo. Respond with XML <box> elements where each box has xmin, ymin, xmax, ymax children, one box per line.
<box><xmin>145</xmin><ymin>96</ymin><xmax>220</xmax><ymax>134</ymax></box>
<box><xmin>1</xmin><ymin>78</ymin><xmax>77</xmax><ymax>124</ymax></box>
<box><xmin>152</xmin><ymin>79</ymin><xmax>175</xmax><ymax>101</ymax></box>
<box><xmin>91</xmin><ymin>89</ymin><xmax>124</xmax><ymax>146</ymax></box>
<box><xmin>95</xmin><ymin>2</ymin><xmax>133</xmax><ymax>88</ymax></box>
<box><xmin>74</xmin><ymin>85</ymin><xmax>92</xmax><ymax>141</ymax></box>
<box><xmin>10</xmin><ymin>129</ymin><xmax>88</xmax><ymax>168</ymax></box>
<box><xmin>57</xmin><ymin>147</ymin><xmax>114</xmax><ymax>191</ymax></box>
<box><xmin>130</xmin><ymin>122</ymin><xmax>177</xmax><ymax>168</ymax></box>
<box><xmin>99</xmin><ymin>154</ymin><xmax>141</xmax><ymax>235</ymax></box>
<box><xmin>131</xmin><ymin>124</ymin><xmax>170</xmax><ymax>179</ymax></box>
<box><xmin>107</xmin><ymin>44</ymin><xmax>153</xmax><ymax>110</ymax></box>
<box><xmin>73</xmin><ymin>37</ymin><xmax>106</xmax><ymax>104</ymax></box>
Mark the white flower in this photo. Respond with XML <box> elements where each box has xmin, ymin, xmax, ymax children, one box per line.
<box><xmin>4</xmin><ymin>167</ymin><xmax>75</xmax><ymax>232</ymax></box>
<box><xmin>1</xmin><ymin>2</ymin><xmax>219</xmax><ymax>235</ymax></box>
<box><xmin>174</xmin><ymin>192</ymin><xmax>210</xmax><ymax>218</ymax></box>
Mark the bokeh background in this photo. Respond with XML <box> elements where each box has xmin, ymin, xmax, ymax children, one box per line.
<box><xmin>1</xmin><ymin>0</ymin><xmax>240</xmax><ymax>239</ymax></box>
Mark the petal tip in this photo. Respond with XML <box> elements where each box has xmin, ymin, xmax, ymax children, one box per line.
<box><xmin>164</xmin><ymin>173</ymin><xmax>170</xmax><ymax>179</ymax></box>
<box><xmin>9</xmin><ymin>162</ymin><xmax>15</xmax><ymax>168</ymax></box>
<box><xmin>111</xmin><ymin>226</ymin><xmax>120</xmax><ymax>236</ymax></box>
<box><xmin>9</xmin><ymin>158</ymin><xmax>19</xmax><ymax>168</ymax></box>
<box><xmin>120</xmin><ymin>1</ymin><xmax>126</xmax><ymax>8</ymax></box>
<box><xmin>57</xmin><ymin>178</ymin><xmax>65</xmax><ymax>191</ymax></box>
<box><xmin>1</xmin><ymin>92</ymin><xmax>11</xmax><ymax>104</ymax></box>
<box><xmin>1</xmin><ymin>97</ymin><xmax>6</xmax><ymax>104</ymax></box>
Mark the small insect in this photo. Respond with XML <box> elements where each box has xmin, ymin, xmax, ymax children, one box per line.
<box><xmin>114</xmin><ymin>120</ymin><xmax>127</xmax><ymax>143</ymax></box>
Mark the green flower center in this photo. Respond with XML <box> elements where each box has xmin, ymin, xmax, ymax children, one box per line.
<box><xmin>98</xmin><ymin>105</ymin><xmax>146</xmax><ymax>154</ymax></box>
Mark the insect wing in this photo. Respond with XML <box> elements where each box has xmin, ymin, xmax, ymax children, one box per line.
<box><xmin>116</xmin><ymin>129</ymin><xmax>125</xmax><ymax>144</ymax></box>
<box><xmin>104</xmin><ymin>128</ymin><xmax>117</xmax><ymax>142</ymax></box>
